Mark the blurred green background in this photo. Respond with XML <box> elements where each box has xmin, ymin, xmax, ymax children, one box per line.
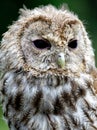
<box><xmin>0</xmin><ymin>0</ymin><xmax>97</xmax><ymax>130</ymax></box>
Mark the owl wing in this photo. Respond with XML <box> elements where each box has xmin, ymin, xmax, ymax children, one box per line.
<box><xmin>91</xmin><ymin>68</ymin><xmax>97</xmax><ymax>94</ymax></box>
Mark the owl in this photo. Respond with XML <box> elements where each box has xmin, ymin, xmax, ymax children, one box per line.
<box><xmin>0</xmin><ymin>5</ymin><xmax>97</xmax><ymax>130</ymax></box>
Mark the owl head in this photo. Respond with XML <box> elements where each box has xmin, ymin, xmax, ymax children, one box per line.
<box><xmin>0</xmin><ymin>5</ymin><xmax>95</xmax><ymax>77</ymax></box>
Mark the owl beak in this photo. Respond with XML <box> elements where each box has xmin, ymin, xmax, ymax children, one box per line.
<box><xmin>57</xmin><ymin>53</ymin><xmax>65</xmax><ymax>68</ymax></box>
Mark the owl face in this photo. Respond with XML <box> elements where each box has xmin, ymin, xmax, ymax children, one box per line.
<box><xmin>20</xmin><ymin>19</ymin><xmax>91</xmax><ymax>76</ymax></box>
<box><xmin>0</xmin><ymin>5</ymin><xmax>95</xmax><ymax>77</ymax></box>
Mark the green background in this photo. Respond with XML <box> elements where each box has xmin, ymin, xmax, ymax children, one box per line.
<box><xmin>0</xmin><ymin>0</ymin><xmax>97</xmax><ymax>129</ymax></box>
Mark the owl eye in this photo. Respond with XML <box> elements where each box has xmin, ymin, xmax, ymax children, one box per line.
<box><xmin>68</xmin><ymin>40</ymin><xmax>77</xmax><ymax>49</ymax></box>
<box><xmin>33</xmin><ymin>39</ymin><xmax>51</xmax><ymax>50</ymax></box>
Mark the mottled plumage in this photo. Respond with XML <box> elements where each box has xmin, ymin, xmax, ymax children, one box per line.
<box><xmin>0</xmin><ymin>5</ymin><xmax>97</xmax><ymax>130</ymax></box>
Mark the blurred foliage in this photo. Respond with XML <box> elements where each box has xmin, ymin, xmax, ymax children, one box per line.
<box><xmin>0</xmin><ymin>0</ymin><xmax>97</xmax><ymax>130</ymax></box>
<box><xmin>0</xmin><ymin>107</ymin><xmax>9</xmax><ymax>130</ymax></box>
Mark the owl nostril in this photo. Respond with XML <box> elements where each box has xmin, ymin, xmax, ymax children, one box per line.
<box><xmin>58</xmin><ymin>53</ymin><xmax>65</xmax><ymax>60</ymax></box>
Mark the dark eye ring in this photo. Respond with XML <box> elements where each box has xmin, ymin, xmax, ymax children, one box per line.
<box><xmin>33</xmin><ymin>39</ymin><xmax>51</xmax><ymax>50</ymax></box>
<box><xmin>68</xmin><ymin>40</ymin><xmax>78</xmax><ymax>49</ymax></box>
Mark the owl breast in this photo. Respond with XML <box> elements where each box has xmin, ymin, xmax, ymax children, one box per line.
<box><xmin>1</xmin><ymin>69</ymin><xmax>97</xmax><ymax>130</ymax></box>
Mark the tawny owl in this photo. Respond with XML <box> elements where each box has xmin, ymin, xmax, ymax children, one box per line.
<box><xmin>0</xmin><ymin>5</ymin><xmax>97</xmax><ymax>130</ymax></box>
